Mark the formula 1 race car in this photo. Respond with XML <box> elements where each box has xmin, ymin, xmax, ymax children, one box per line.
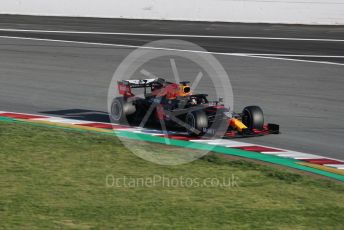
<box><xmin>110</xmin><ymin>78</ymin><xmax>279</xmax><ymax>137</ymax></box>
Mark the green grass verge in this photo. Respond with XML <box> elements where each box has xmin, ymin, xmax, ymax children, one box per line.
<box><xmin>1</xmin><ymin>121</ymin><xmax>344</xmax><ymax>229</ymax></box>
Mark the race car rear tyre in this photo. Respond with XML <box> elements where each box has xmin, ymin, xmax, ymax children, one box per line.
<box><xmin>110</xmin><ymin>97</ymin><xmax>136</xmax><ymax>124</ymax></box>
<box><xmin>242</xmin><ymin>106</ymin><xmax>264</xmax><ymax>130</ymax></box>
<box><xmin>185</xmin><ymin>110</ymin><xmax>208</xmax><ymax>136</ymax></box>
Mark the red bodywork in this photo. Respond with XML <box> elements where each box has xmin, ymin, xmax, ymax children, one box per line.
<box><xmin>118</xmin><ymin>82</ymin><xmax>134</xmax><ymax>97</ymax></box>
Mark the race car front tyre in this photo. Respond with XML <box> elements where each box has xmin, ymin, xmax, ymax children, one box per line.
<box><xmin>185</xmin><ymin>110</ymin><xmax>208</xmax><ymax>136</ymax></box>
<box><xmin>110</xmin><ymin>97</ymin><xmax>136</xmax><ymax>124</ymax></box>
<box><xmin>242</xmin><ymin>106</ymin><xmax>264</xmax><ymax>130</ymax></box>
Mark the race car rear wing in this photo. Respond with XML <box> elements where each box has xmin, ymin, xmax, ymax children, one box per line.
<box><xmin>117</xmin><ymin>78</ymin><xmax>166</xmax><ymax>96</ymax></box>
<box><xmin>118</xmin><ymin>78</ymin><xmax>165</xmax><ymax>87</ymax></box>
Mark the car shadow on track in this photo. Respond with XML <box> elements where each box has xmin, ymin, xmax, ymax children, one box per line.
<box><xmin>39</xmin><ymin>109</ymin><xmax>188</xmax><ymax>134</ymax></box>
<box><xmin>40</xmin><ymin>109</ymin><xmax>111</xmax><ymax>123</ymax></box>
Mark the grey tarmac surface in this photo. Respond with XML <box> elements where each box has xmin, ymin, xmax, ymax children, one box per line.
<box><xmin>0</xmin><ymin>15</ymin><xmax>343</xmax><ymax>160</ymax></box>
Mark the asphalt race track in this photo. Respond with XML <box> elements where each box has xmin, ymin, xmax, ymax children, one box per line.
<box><xmin>0</xmin><ymin>15</ymin><xmax>343</xmax><ymax>160</ymax></box>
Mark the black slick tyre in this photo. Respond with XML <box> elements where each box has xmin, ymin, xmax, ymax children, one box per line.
<box><xmin>242</xmin><ymin>106</ymin><xmax>264</xmax><ymax>130</ymax></box>
<box><xmin>185</xmin><ymin>110</ymin><xmax>208</xmax><ymax>136</ymax></box>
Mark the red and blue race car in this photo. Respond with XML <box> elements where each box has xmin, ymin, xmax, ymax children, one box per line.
<box><xmin>110</xmin><ymin>78</ymin><xmax>279</xmax><ymax>138</ymax></box>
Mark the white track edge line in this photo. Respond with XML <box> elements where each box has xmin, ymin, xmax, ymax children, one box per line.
<box><xmin>1</xmin><ymin>35</ymin><xmax>344</xmax><ymax>66</ymax></box>
<box><xmin>1</xmin><ymin>28</ymin><xmax>344</xmax><ymax>42</ymax></box>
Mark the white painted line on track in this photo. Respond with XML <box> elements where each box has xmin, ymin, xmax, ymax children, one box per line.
<box><xmin>259</xmin><ymin>151</ymin><xmax>290</xmax><ymax>155</ymax></box>
<box><xmin>243</xmin><ymin>54</ymin><xmax>344</xmax><ymax>58</ymax></box>
<box><xmin>1</xmin><ymin>28</ymin><xmax>344</xmax><ymax>42</ymax></box>
<box><xmin>248</xmin><ymin>55</ymin><xmax>344</xmax><ymax>66</ymax></box>
<box><xmin>33</xmin><ymin>117</ymin><xmax>92</xmax><ymax>124</ymax></box>
<box><xmin>1</xmin><ymin>35</ymin><xmax>343</xmax><ymax>66</ymax></box>
<box><xmin>259</xmin><ymin>151</ymin><xmax>322</xmax><ymax>158</ymax></box>
<box><xmin>261</xmin><ymin>151</ymin><xmax>342</xmax><ymax>162</ymax></box>
<box><xmin>275</xmin><ymin>153</ymin><xmax>324</xmax><ymax>159</ymax></box>
<box><xmin>287</xmin><ymin>154</ymin><xmax>326</xmax><ymax>160</ymax></box>
<box><xmin>132</xmin><ymin>129</ymin><xmax>171</xmax><ymax>135</ymax></box>
<box><xmin>325</xmin><ymin>164</ymin><xmax>344</xmax><ymax>169</ymax></box>
<box><xmin>190</xmin><ymin>139</ymin><xmax>255</xmax><ymax>147</ymax></box>
<box><xmin>116</xmin><ymin>128</ymin><xmax>141</xmax><ymax>131</ymax></box>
